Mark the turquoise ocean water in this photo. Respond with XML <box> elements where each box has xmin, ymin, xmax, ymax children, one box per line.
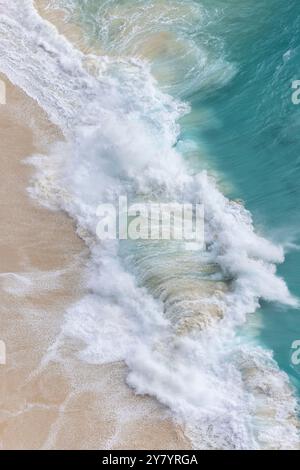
<box><xmin>187</xmin><ymin>0</ymin><xmax>300</xmax><ymax>393</ymax></box>
<box><xmin>63</xmin><ymin>0</ymin><xmax>300</xmax><ymax>395</ymax></box>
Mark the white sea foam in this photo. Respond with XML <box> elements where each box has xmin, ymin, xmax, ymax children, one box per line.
<box><xmin>0</xmin><ymin>0</ymin><xmax>299</xmax><ymax>449</ymax></box>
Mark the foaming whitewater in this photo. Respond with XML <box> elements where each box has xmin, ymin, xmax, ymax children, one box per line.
<box><xmin>0</xmin><ymin>0</ymin><xmax>299</xmax><ymax>449</ymax></box>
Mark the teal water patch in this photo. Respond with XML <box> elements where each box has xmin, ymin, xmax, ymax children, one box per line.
<box><xmin>186</xmin><ymin>0</ymin><xmax>300</xmax><ymax>392</ymax></box>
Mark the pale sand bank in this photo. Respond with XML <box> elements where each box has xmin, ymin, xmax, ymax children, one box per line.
<box><xmin>0</xmin><ymin>11</ymin><xmax>190</xmax><ymax>450</ymax></box>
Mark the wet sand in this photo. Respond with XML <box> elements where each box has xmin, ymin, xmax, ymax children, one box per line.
<box><xmin>0</xmin><ymin>6</ymin><xmax>190</xmax><ymax>450</ymax></box>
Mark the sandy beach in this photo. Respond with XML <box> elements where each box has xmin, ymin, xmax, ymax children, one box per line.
<box><xmin>0</xmin><ymin>7</ymin><xmax>190</xmax><ymax>450</ymax></box>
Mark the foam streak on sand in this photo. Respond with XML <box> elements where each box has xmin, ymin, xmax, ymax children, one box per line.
<box><xmin>0</xmin><ymin>0</ymin><xmax>299</xmax><ymax>449</ymax></box>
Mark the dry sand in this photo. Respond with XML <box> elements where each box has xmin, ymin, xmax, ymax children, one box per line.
<box><xmin>0</xmin><ymin>4</ymin><xmax>190</xmax><ymax>450</ymax></box>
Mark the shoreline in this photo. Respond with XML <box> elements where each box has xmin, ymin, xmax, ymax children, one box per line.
<box><xmin>0</xmin><ymin>5</ymin><xmax>191</xmax><ymax>450</ymax></box>
<box><xmin>34</xmin><ymin>0</ymin><xmax>95</xmax><ymax>54</ymax></box>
